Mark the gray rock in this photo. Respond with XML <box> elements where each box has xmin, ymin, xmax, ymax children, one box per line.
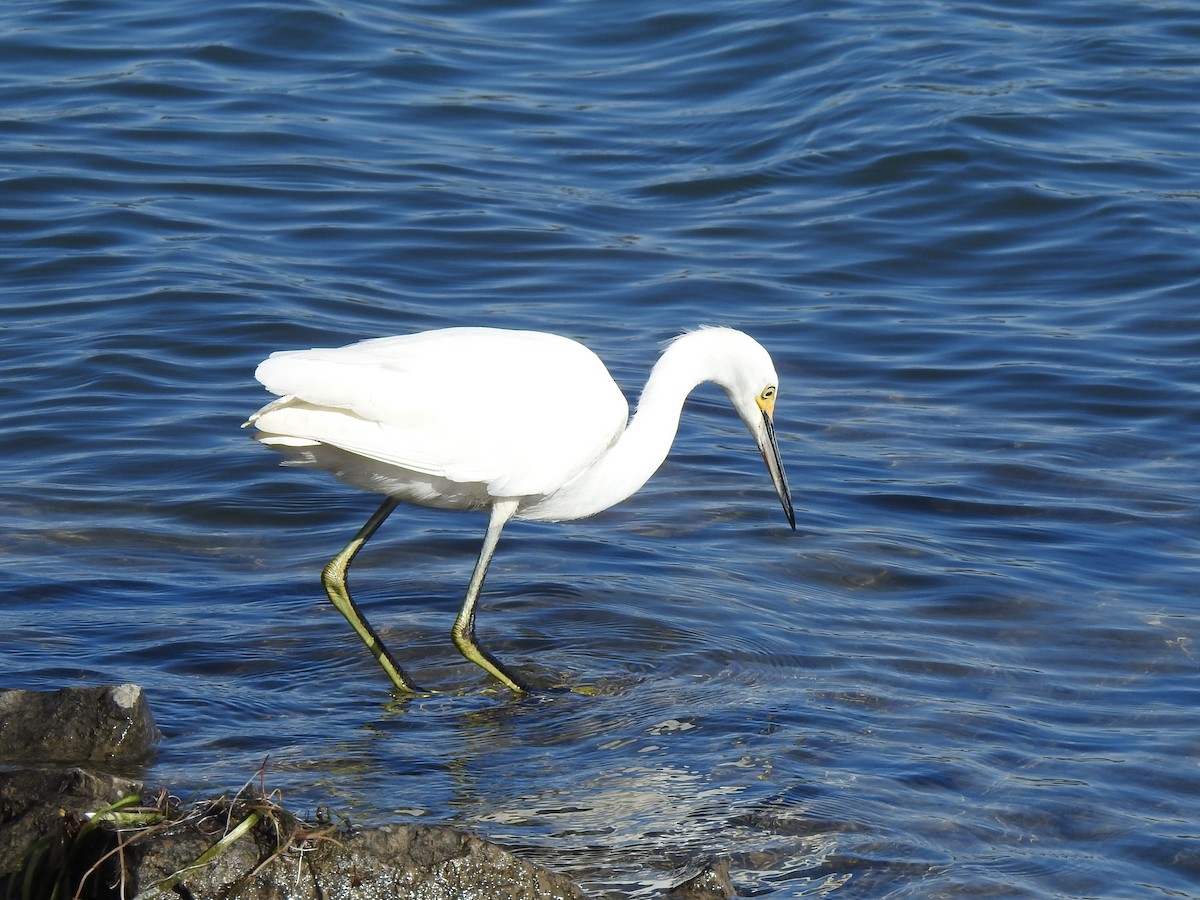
<box><xmin>132</xmin><ymin>814</ymin><xmax>587</xmax><ymax>899</ymax></box>
<box><xmin>1</xmin><ymin>771</ymin><xmax>587</xmax><ymax>899</ymax></box>
<box><xmin>0</xmin><ymin>766</ymin><xmax>140</xmax><ymax>881</ymax></box>
<box><xmin>0</xmin><ymin>684</ymin><xmax>160</xmax><ymax>764</ymax></box>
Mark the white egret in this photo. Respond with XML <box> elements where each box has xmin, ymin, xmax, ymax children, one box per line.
<box><xmin>245</xmin><ymin>326</ymin><xmax>794</xmax><ymax>694</ymax></box>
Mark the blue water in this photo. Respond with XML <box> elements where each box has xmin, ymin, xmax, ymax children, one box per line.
<box><xmin>3</xmin><ymin>0</ymin><xmax>1198</xmax><ymax>895</ymax></box>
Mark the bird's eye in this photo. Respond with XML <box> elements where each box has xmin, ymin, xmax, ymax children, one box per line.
<box><xmin>760</xmin><ymin>386</ymin><xmax>776</xmax><ymax>401</ymax></box>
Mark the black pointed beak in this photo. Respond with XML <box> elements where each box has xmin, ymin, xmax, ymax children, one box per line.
<box><xmin>759</xmin><ymin>409</ymin><xmax>795</xmax><ymax>530</ymax></box>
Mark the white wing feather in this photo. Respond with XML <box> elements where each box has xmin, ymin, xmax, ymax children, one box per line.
<box><xmin>248</xmin><ymin>328</ymin><xmax>629</xmax><ymax>499</ymax></box>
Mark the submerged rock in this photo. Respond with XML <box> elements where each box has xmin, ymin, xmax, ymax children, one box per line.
<box><xmin>666</xmin><ymin>857</ymin><xmax>736</xmax><ymax>900</ymax></box>
<box><xmin>0</xmin><ymin>683</ymin><xmax>746</xmax><ymax>897</ymax></box>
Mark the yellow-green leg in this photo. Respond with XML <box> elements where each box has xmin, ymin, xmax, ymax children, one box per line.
<box><xmin>321</xmin><ymin>496</ymin><xmax>423</xmax><ymax>693</ymax></box>
<box><xmin>451</xmin><ymin>498</ymin><xmax>532</xmax><ymax>694</ymax></box>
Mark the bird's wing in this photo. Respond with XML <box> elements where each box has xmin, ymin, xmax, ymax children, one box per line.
<box><xmin>250</xmin><ymin>328</ymin><xmax>629</xmax><ymax>499</ymax></box>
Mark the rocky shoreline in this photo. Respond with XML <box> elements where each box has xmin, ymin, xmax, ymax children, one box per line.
<box><xmin>0</xmin><ymin>685</ymin><xmax>734</xmax><ymax>899</ymax></box>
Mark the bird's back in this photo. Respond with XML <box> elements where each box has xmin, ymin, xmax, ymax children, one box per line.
<box><xmin>249</xmin><ymin>328</ymin><xmax>629</xmax><ymax>507</ymax></box>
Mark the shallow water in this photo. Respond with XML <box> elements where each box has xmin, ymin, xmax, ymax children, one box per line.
<box><xmin>3</xmin><ymin>0</ymin><xmax>1199</xmax><ymax>896</ymax></box>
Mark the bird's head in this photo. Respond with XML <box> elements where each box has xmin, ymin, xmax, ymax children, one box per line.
<box><xmin>686</xmin><ymin>328</ymin><xmax>796</xmax><ymax>531</ymax></box>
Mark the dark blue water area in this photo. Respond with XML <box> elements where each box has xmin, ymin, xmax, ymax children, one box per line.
<box><xmin>2</xmin><ymin>0</ymin><xmax>1199</xmax><ymax>895</ymax></box>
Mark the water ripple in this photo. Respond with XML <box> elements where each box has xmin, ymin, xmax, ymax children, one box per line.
<box><xmin>3</xmin><ymin>0</ymin><xmax>1199</xmax><ymax>896</ymax></box>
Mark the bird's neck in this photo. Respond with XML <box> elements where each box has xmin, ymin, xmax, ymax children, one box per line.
<box><xmin>528</xmin><ymin>335</ymin><xmax>721</xmax><ymax>521</ymax></box>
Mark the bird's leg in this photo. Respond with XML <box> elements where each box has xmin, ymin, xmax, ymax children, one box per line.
<box><xmin>451</xmin><ymin>498</ymin><xmax>532</xmax><ymax>694</ymax></box>
<box><xmin>321</xmin><ymin>496</ymin><xmax>424</xmax><ymax>693</ymax></box>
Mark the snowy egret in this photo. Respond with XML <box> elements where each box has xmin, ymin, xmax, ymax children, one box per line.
<box><xmin>245</xmin><ymin>326</ymin><xmax>794</xmax><ymax>694</ymax></box>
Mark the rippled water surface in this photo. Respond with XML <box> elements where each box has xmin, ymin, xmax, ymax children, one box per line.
<box><xmin>3</xmin><ymin>0</ymin><xmax>1199</xmax><ymax>896</ymax></box>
